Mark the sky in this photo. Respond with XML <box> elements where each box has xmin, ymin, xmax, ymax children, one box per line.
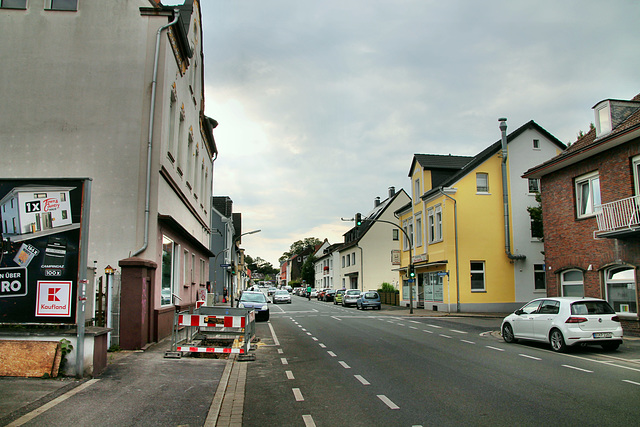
<box><xmin>177</xmin><ymin>0</ymin><xmax>639</xmax><ymax>268</ymax></box>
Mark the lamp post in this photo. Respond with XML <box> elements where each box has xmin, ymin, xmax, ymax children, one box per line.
<box><xmin>104</xmin><ymin>265</ymin><xmax>115</xmax><ymax>348</ymax></box>
<box><xmin>229</xmin><ymin>229</ymin><xmax>261</xmax><ymax>307</ymax></box>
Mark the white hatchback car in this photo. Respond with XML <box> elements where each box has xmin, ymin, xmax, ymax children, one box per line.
<box><xmin>273</xmin><ymin>289</ymin><xmax>291</xmax><ymax>304</ymax></box>
<box><xmin>501</xmin><ymin>297</ymin><xmax>623</xmax><ymax>352</ymax></box>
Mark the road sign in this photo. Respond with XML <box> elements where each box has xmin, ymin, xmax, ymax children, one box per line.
<box><xmin>407</xmin><ymin>279</ymin><xmax>415</xmax><ymax>283</ymax></box>
<box><xmin>437</xmin><ymin>272</ymin><xmax>449</xmax><ymax>277</ymax></box>
<box><xmin>220</xmin><ymin>264</ymin><xmax>231</xmax><ymax>268</ymax></box>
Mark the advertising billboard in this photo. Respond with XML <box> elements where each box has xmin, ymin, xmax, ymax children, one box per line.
<box><xmin>0</xmin><ymin>178</ymin><xmax>89</xmax><ymax>324</ymax></box>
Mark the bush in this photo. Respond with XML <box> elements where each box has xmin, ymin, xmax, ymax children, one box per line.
<box><xmin>378</xmin><ymin>282</ymin><xmax>397</xmax><ymax>293</ymax></box>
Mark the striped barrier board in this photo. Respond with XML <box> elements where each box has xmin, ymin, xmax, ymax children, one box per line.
<box><xmin>177</xmin><ymin>346</ymin><xmax>245</xmax><ymax>354</ymax></box>
<box><xmin>178</xmin><ymin>314</ymin><xmax>246</xmax><ymax>328</ymax></box>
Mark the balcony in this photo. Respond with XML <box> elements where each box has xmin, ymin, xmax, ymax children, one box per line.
<box><xmin>595</xmin><ymin>195</ymin><xmax>640</xmax><ymax>238</ymax></box>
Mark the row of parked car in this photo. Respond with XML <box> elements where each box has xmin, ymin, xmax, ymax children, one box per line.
<box><xmin>293</xmin><ymin>287</ymin><xmax>382</xmax><ymax>310</ymax></box>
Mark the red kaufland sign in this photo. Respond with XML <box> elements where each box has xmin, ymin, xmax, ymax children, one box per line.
<box><xmin>35</xmin><ymin>281</ymin><xmax>72</xmax><ymax>317</ymax></box>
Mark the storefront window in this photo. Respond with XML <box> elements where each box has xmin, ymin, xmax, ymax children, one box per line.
<box><xmin>605</xmin><ymin>267</ymin><xmax>637</xmax><ymax>314</ymax></box>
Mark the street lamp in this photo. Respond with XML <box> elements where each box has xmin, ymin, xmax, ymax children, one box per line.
<box><xmin>229</xmin><ymin>229</ymin><xmax>261</xmax><ymax>307</ymax></box>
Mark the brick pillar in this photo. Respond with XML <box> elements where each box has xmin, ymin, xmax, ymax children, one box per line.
<box><xmin>118</xmin><ymin>257</ymin><xmax>157</xmax><ymax>350</ymax></box>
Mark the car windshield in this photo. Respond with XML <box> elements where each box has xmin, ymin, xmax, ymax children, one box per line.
<box><xmin>571</xmin><ymin>300</ymin><xmax>615</xmax><ymax>315</ymax></box>
<box><xmin>240</xmin><ymin>293</ymin><xmax>267</xmax><ymax>303</ymax></box>
<box><xmin>346</xmin><ymin>290</ymin><xmax>360</xmax><ymax>295</ymax></box>
<box><xmin>363</xmin><ymin>292</ymin><xmax>378</xmax><ymax>298</ymax></box>
<box><xmin>275</xmin><ymin>290</ymin><xmax>288</xmax><ymax>295</ymax></box>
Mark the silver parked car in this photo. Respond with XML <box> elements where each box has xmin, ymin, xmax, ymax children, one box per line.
<box><xmin>342</xmin><ymin>289</ymin><xmax>361</xmax><ymax>307</ymax></box>
<box><xmin>501</xmin><ymin>297</ymin><xmax>623</xmax><ymax>352</ymax></box>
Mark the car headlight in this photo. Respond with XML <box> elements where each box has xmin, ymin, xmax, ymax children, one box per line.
<box><xmin>260</xmin><ymin>304</ymin><xmax>268</xmax><ymax>311</ymax></box>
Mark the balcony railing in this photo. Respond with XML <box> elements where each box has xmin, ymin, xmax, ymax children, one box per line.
<box><xmin>595</xmin><ymin>195</ymin><xmax>640</xmax><ymax>234</ymax></box>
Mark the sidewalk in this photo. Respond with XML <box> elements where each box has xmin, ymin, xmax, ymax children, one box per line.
<box><xmin>0</xmin><ymin>337</ymin><xmax>246</xmax><ymax>427</ymax></box>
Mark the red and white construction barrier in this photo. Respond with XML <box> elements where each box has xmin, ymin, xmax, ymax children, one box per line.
<box><xmin>176</xmin><ymin>346</ymin><xmax>244</xmax><ymax>354</ymax></box>
<box><xmin>177</xmin><ymin>313</ymin><xmax>246</xmax><ymax>329</ymax></box>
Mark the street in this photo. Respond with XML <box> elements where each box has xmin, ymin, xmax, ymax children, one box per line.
<box><xmin>245</xmin><ymin>295</ymin><xmax>640</xmax><ymax>426</ymax></box>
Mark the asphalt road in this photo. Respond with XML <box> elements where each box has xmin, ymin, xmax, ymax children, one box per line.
<box><xmin>245</xmin><ymin>296</ymin><xmax>640</xmax><ymax>426</ymax></box>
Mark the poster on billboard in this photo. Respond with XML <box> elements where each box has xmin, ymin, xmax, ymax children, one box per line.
<box><xmin>0</xmin><ymin>178</ymin><xmax>89</xmax><ymax>324</ymax></box>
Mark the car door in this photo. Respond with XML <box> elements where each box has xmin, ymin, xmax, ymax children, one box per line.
<box><xmin>532</xmin><ymin>300</ymin><xmax>560</xmax><ymax>341</ymax></box>
<box><xmin>511</xmin><ymin>300</ymin><xmax>542</xmax><ymax>339</ymax></box>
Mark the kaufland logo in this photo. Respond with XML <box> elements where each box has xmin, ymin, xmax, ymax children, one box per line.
<box><xmin>36</xmin><ymin>281</ymin><xmax>72</xmax><ymax>317</ymax></box>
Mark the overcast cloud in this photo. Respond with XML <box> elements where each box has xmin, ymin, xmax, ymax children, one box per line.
<box><xmin>182</xmin><ymin>0</ymin><xmax>640</xmax><ymax>268</ymax></box>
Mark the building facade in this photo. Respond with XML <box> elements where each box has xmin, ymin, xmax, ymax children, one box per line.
<box><xmin>0</xmin><ymin>0</ymin><xmax>217</xmax><ymax>346</ymax></box>
<box><xmin>398</xmin><ymin>121</ymin><xmax>565</xmax><ymax>312</ymax></box>
<box><xmin>524</xmin><ymin>94</ymin><xmax>640</xmax><ymax>334</ymax></box>
<box><xmin>339</xmin><ymin>187</ymin><xmax>411</xmax><ymax>291</ymax></box>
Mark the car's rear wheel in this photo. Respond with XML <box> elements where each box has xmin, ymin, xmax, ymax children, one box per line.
<box><xmin>502</xmin><ymin>323</ymin><xmax>516</xmax><ymax>343</ymax></box>
<box><xmin>550</xmin><ymin>329</ymin><xmax>567</xmax><ymax>352</ymax></box>
<box><xmin>601</xmin><ymin>341</ymin><xmax>620</xmax><ymax>351</ymax></box>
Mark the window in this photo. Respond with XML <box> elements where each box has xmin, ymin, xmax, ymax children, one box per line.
<box><xmin>528</xmin><ymin>178</ymin><xmax>540</xmax><ymax>193</ymax></box>
<box><xmin>351</xmin><ymin>252</ymin><xmax>356</xmax><ymax>265</ymax></box>
<box><xmin>200</xmin><ymin>259</ymin><xmax>206</xmax><ymax>285</ymax></box>
<box><xmin>532</xmin><ymin>139</ymin><xmax>540</xmax><ymax>149</ymax></box>
<box><xmin>595</xmin><ymin>102</ymin><xmax>612</xmax><ymax>136</ymax></box>
<box><xmin>403</xmin><ymin>219</ymin><xmax>410</xmax><ymax>250</ymax></box>
<box><xmin>538</xmin><ymin>300</ymin><xmax>559</xmax><ymax>315</ymax></box>
<box><xmin>427</xmin><ymin>205</ymin><xmax>442</xmax><ymax>243</ymax></box>
<box><xmin>415</xmin><ymin>213</ymin><xmax>423</xmax><ymax>247</ymax></box>
<box><xmin>184</xmin><ymin>250</ymin><xmax>189</xmax><ymax>286</ymax></box>
<box><xmin>176</xmin><ymin>105</ymin><xmax>185</xmax><ymax>173</ymax></box>
<box><xmin>47</xmin><ymin>0</ymin><xmax>78</xmax><ymax>11</ymax></box>
<box><xmin>561</xmin><ymin>270</ymin><xmax>584</xmax><ymax>297</ymax></box>
<box><xmin>346</xmin><ymin>255</ymin><xmax>350</xmax><ymax>267</ymax></box>
<box><xmin>470</xmin><ymin>261</ymin><xmax>485</xmax><ymax>291</ymax></box>
<box><xmin>633</xmin><ymin>155</ymin><xmax>640</xmax><ymax>196</ymax></box>
<box><xmin>414</xmin><ymin>179</ymin><xmax>421</xmax><ymax>203</ymax></box>
<box><xmin>167</xmin><ymin>90</ymin><xmax>177</xmax><ymax>160</ymax></box>
<box><xmin>1</xmin><ymin>0</ymin><xmax>27</xmax><ymax>8</ymax></box>
<box><xmin>161</xmin><ymin>236</ymin><xmax>175</xmax><ymax>305</ymax></box>
<box><xmin>605</xmin><ymin>266</ymin><xmax>637</xmax><ymax>314</ymax></box>
<box><xmin>575</xmin><ymin>172</ymin><xmax>601</xmax><ymax>218</ymax></box>
<box><xmin>476</xmin><ymin>173</ymin><xmax>489</xmax><ymax>193</ymax></box>
<box><xmin>392</xmin><ymin>229</ymin><xmax>399</xmax><ymax>241</ymax></box>
<box><xmin>342</xmin><ymin>256</ymin><xmax>345</xmax><ymax>268</ymax></box>
<box><xmin>534</xmin><ymin>264</ymin><xmax>545</xmax><ymax>290</ymax></box>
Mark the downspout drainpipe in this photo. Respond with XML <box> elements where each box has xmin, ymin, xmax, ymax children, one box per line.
<box><xmin>132</xmin><ymin>10</ymin><xmax>180</xmax><ymax>257</ymax></box>
<box><xmin>438</xmin><ymin>187</ymin><xmax>460</xmax><ymax>313</ymax></box>
<box><xmin>498</xmin><ymin>118</ymin><xmax>526</xmax><ymax>261</ymax></box>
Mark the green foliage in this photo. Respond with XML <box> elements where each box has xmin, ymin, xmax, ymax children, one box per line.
<box><xmin>378</xmin><ymin>282</ymin><xmax>397</xmax><ymax>293</ymax></box>
<box><xmin>300</xmin><ymin>254</ymin><xmax>316</xmax><ymax>285</ymax></box>
<box><xmin>59</xmin><ymin>338</ymin><xmax>73</xmax><ymax>372</ymax></box>
<box><xmin>279</xmin><ymin>237</ymin><xmax>322</xmax><ymax>263</ymax></box>
<box><xmin>245</xmin><ymin>254</ymin><xmax>279</xmax><ymax>276</ymax></box>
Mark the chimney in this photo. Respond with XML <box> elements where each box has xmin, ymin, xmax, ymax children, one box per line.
<box><xmin>374</xmin><ymin>197</ymin><xmax>381</xmax><ymax>207</ymax></box>
<box><xmin>388</xmin><ymin>186</ymin><xmax>396</xmax><ymax>198</ymax></box>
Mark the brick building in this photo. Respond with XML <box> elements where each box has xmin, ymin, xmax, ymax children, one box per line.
<box><xmin>524</xmin><ymin>93</ymin><xmax>640</xmax><ymax>334</ymax></box>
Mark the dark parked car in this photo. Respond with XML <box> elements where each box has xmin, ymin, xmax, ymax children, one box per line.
<box><xmin>324</xmin><ymin>289</ymin><xmax>336</xmax><ymax>302</ymax></box>
<box><xmin>237</xmin><ymin>291</ymin><xmax>270</xmax><ymax>321</ymax></box>
<box><xmin>356</xmin><ymin>291</ymin><xmax>381</xmax><ymax>310</ymax></box>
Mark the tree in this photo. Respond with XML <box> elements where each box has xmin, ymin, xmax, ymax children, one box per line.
<box><xmin>279</xmin><ymin>237</ymin><xmax>322</xmax><ymax>263</ymax></box>
<box><xmin>245</xmin><ymin>255</ymin><xmax>279</xmax><ymax>277</ymax></box>
<box><xmin>300</xmin><ymin>254</ymin><xmax>316</xmax><ymax>285</ymax></box>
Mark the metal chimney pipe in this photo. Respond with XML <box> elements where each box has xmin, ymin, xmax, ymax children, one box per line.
<box><xmin>498</xmin><ymin>118</ymin><xmax>525</xmax><ymax>261</ymax></box>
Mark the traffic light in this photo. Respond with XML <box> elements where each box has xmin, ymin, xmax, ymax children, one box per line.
<box><xmin>355</xmin><ymin>213</ymin><xmax>362</xmax><ymax>227</ymax></box>
<box><xmin>230</xmin><ymin>262</ymin><xmax>236</xmax><ymax>275</ymax></box>
<box><xmin>408</xmin><ymin>265</ymin><xmax>415</xmax><ymax>278</ymax></box>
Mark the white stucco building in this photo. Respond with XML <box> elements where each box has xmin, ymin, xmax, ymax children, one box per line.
<box><xmin>0</xmin><ymin>0</ymin><xmax>217</xmax><ymax>343</ymax></box>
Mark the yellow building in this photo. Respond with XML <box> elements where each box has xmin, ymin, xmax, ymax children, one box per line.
<box><xmin>397</xmin><ymin>120</ymin><xmax>566</xmax><ymax>312</ymax></box>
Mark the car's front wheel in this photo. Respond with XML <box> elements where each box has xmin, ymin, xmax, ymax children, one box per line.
<box><xmin>549</xmin><ymin>329</ymin><xmax>567</xmax><ymax>352</ymax></box>
<box><xmin>502</xmin><ymin>323</ymin><xmax>516</xmax><ymax>343</ymax></box>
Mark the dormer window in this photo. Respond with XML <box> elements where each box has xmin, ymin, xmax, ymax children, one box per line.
<box><xmin>594</xmin><ymin>101</ymin><xmax>612</xmax><ymax>137</ymax></box>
